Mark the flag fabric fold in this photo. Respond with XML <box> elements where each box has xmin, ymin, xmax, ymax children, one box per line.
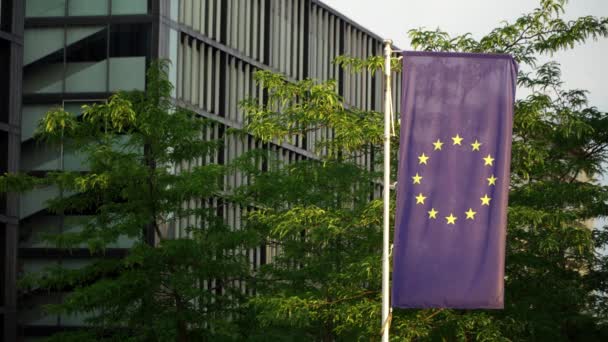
<box><xmin>392</xmin><ymin>51</ymin><xmax>517</xmax><ymax>309</ymax></box>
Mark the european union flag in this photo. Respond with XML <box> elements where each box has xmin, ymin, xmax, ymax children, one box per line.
<box><xmin>392</xmin><ymin>52</ymin><xmax>517</xmax><ymax>309</ymax></box>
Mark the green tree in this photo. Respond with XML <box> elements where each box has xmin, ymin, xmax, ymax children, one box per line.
<box><xmin>1</xmin><ymin>61</ymin><xmax>255</xmax><ymax>341</ymax></box>
<box><xmin>243</xmin><ymin>0</ymin><xmax>608</xmax><ymax>340</ymax></box>
<box><xmin>236</xmin><ymin>71</ymin><xmax>386</xmax><ymax>341</ymax></box>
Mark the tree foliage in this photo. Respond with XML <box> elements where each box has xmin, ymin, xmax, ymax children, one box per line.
<box><xmin>2</xmin><ymin>61</ymin><xmax>255</xmax><ymax>341</ymax></box>
<box><xmin>242</xmin><ymin>0</ymin><xmax>608</xmax><ymax>340</ymax></box>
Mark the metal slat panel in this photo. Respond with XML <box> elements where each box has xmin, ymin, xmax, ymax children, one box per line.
<box><xmin>177</xmin><ymin>37</ymin><xmax>183</xmax><ymax>99</ymax></box>
<box><xmin>286</xmin><ymin>0</ymin><xmax>292</xmax><ymax>77</ymax></box>
<box><xmin>355</xmin><ymin>30</ymin><xmax>361</xmax><ymax>108</ymax></box>
<box><xmin>199</xmin><ymin>44</ymin><xmax>206</xmax><ymax>109</ymax></box>
<box><xmin>237</xmin><ymin>62</ymin><xmax>244</xmax><ymax>123</ymax></box>
<box><xmin>243</xmin><ymin>63</ymin><xmax>251</xmax><ymax>123</ymax></box>
<box><xmin>192</xmin><ymin>42</ymin><xmax>199</xmax><ymax>106</ymax></box>
<box><xmin>270</xmin><ymin>0</ymin><xmax>277</xmax><ymax>68</ymax></box>
<box><xmin>230</xmin><ymin>57</ymin><xmax>237</xmax><ymax>121</ymax></box>
<box><xmin>193</xmin><ymin>0</ymin><xmax>201</xmax><ymax>33</ymax></box>
<box><xmin>279</xmin><ymin>0</ymin><xmax>286</xmax><ymax>73</ymax></box>
<box><xmin>309</xmin><ymin>4</ymin><xmax>316</xmax><ymax>79</ymax></box>
<box><xmin>328</xmin><ymin>13</ymin><xmax>334</xmax><ymax>82</ymax></box>
<box><xmin>292</xmin><ymin>0</ymin><xmax>299</xmax><ymax>79</ymax></box>
<box><xmin>361</xmin><ymin>35</ymin><xmax>368</xmax><ymax>110</ymax></box>
<box><xmin>245</xmin><ymin>0</ymin><xmax>251</xmax><ymax>57</ymax></box>
<box><xmin>216</xmin><ymin>0</ymin><xmax>221</xmax><ymax>41</ymax></box>
<box><xmin>231</xmin><ymin>0</ymin><xmax>238</xmax><ymax>49</ymax></box>
<box><xmin>252</xmin><ymin>0</ymin><xmax>259</xmax><ymax>60</ymax></box>
<box><xmin>260</xmin><ymin>0</ymin><xmax>266</xmax><ymax>63</ymax></box>
<box><xmin>208</xmin><ymin>0</ymin><xmax>214</xmax><ymax>40</ymax></box>
<box><xmin>298</xmin><ymin>0</ymin><xmax>305</xmax><ymax>79</ymax></box>
<box><xmin>214</xmin><ymin>50</ymin><xmax>220</xmax><ymax>114</ymax></box>
<box><xmin>239</xmin><ymin>0</ymin><xmax>246</xmax><ymax>52</ymax></box>
<box><xmin>344</xmin><ymin>25</ymin><xmax>350</xmax><ymax>104</ymax></box>
<box><xmin>207</xmin><ymin>0</ymin><xmax>217</xmax><ymax>42</ymax></box>
<box><xmin>226</xmin><ymin>0</ymin><xmax>232</xmax><ymax>46</ymax></box>
<box><xmin>179</xmin><ymin>0</ymin><xmax>185</xmax><ymax>24</ymax></box>
<box><xmin>206</xmin><ymin>46</ymin><xmax>213</xmax><ymax>112</ymax></box>
<box><xmin>316</xmin><ymin>6</ymin><xmax>322</xmax><ymax>80</ymax></box>
<box><xmin>184</xmin><ymin>0</ymin><xmax>192</xmax><ymax>27</ymax></box>
<box><xmin>184</xmin><ymin>40</ymin><xmax>192</xmax><ymax>103</ymax></box>
<box><xmin>200</xmin><ymin>0</ymin><xmax>207</xmax><ymax>35</ymax></box>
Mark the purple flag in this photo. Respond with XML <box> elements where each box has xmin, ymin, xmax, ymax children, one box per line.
<box><xmin>392</xmin><ymin>51</ymin><xmax>517</xmax><ymax>309</ymax></box>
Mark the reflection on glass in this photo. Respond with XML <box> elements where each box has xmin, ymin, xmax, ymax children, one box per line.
<box><xmin>23</xmin><ymin>29</ymin><xmax>65</xmax><ymax>93</ymax></box>
<box><xmin>66</xmin><ymin>27</ymin><xmax>108</xmax><ymax>92</ymax></box>
<box><xmin>111</xmin><ymin>0</ymin><xmax>148</xmax><ymax>15</ymax></box>
<box><xmin>109</xmin><ymin>24</ymin><xmax>149</xmax><ymax>91</ymax></box>
<box><xmin>21</xmin><ymin>105</ymin><xmax>60</xmax><ymax>142</ymax></box>
<box><xmin>68</xmin><ymin>0</ymin><xmax>109</xmax><ymax>16</ymax></box>
<box><xmin>25</xmin><ymin>0</ymin><xmax>66</xmax><ymax>17</ymax></box>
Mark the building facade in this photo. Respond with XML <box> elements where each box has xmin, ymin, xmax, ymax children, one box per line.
<box><xmin>1</xmin><ymin>0</ymin><xmax>23</xmax><ymax>340</ymax></box>
<box><xmin>3</xmin><ymin>1</ymin><xmax>401</xmax><ymax>340</ymax></box>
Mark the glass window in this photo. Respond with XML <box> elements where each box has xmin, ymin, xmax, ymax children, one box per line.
<box><xmin>1</xmin><ymin>0</ymin><xmax>13</xmax><ymax>32</ymax></box>
<box><xmin>111</xmin><ymin>0</ymin><xmax>147</xmax><ymax>15</ymax></box>
<box><xmin>21</xmin><ymin>105</ymin><xmax>60</xmax><ymax>142</ymax></box>
<box><xmin>110</xmin><ymin>23</ymin><xmax>149</xmax><ymax>58</ymax></box>
<box><xmin>0</xmin><ymin>40</ymin><xmax>9</xmax><ymax>123</ymax></box>
<box><xmin>109</xmin><ymin>24</ymin><xmax>149</xmax><ymax>91</ymax></box>
<box><xmin>66</xmin><ymin>26</ymin><xmax>108</xmax><ymax>93</ymax></box>
<box><xmin>23</xmin><ymin>28</ymin><xmax>65</xmax><ymax>94</ymax></box>
<box><xmin>68</xmin><ymin>0</ymin><xmax>108</xmax><ymax>16</ymax></box>
<box><xmin>26</xmin><ymin>0</ymin><xmax>66</xmax><ymax>17</ymax></box>
<box><xmin>0</xmin><ymin>131</ymin><xmax>6</xmax><ymax>214</ymax></box>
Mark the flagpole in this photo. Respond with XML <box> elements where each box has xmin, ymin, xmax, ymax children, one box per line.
<box><xmin>381</xmin><ymin>39</ymin><xmax>392</xmax><ymax>342</ymax></box>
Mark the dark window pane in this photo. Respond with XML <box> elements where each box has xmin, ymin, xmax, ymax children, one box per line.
<box><xmin>1</xmin><ymin>131</ymin><xmax>7</xmax><ymax>215</ymax></box>
<box><xmin>66</xmin><ymin>26</ymin><xmax>108</xmax><ymax>63</ymax></box>
<box><xmin>66</xmin><ymin>26</ymin><xmax>108</xmax><ymax>92</ymax></box>
<box><xmin>0</xmin><ymin>222</ymin><xmax>5</xmax><ymax>306</ymax></box>
<box><xmin>109</xmin><ymin>23</ymin><xmax>150</xmax><ymax>91</ymax></box>
<box><xmin>23</xmin><ymin>28</ymin><xmax>65</xmax><ymax>94</ymax></box>
<box><xmin>0</xmin><ymin>40</ymin><xmax>9</xmax><ymax>123</ymax></box>
<box><xmin>110</xmin><ymin>23</ymin><xmax>150</xmax><ymax>58</ymax></box>
<box><xmin>1</xmin><ymin>0</ymin><xmax>12</xmax><ymax>32</ymax></box>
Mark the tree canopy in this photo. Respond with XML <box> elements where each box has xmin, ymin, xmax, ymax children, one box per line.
<box><xmin>244</xmin><ymin>0</ymin><xmax>608</xmax><ymax>340</ymax></box>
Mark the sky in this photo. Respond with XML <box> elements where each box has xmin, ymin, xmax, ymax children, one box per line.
<box><xmin>321</xmin><ymin>0</ymin><xmax>608</xmax><ymax>111</ymax></box>
<box><xmin>322</xmin><ymin>0</ymin><xmax>608</xmax><ymax>231</ymax></box>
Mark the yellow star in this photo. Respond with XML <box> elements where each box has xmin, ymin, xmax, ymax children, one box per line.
<box><xmin>452</xmin><ymin>134</ymin><xmax>463</xmax><ymax>145</ymax></box>
<box><xmin>428</xmin><ymin>208</ymin><xmax>438</xmax><ymax>219</ymax></box>
<box><xmin>487</xmin><ymin>175</ymin><xmax>497</xmax><ymax>186</ymax></box>
<box><xmin>480</xmin><ymin>194</ymin><xmax>492</xmax><ymax>206</ymax></box>
<box><xmin>483</xmin><ymin>154</ymin><xmax>494</xmax><ymax>166</ymax></box>
<box><xmin>465</xmin><ymin>208</ymin><xmax>477</xmax><ymax>220</ymax></box>
<box><xmin>415</xmin><ymin>193</ymin><xmax>426</xmax><ymax>204</ymax></box>
<box><xmin>445</xmin><ymin>213</ymin><xmax>457</xmax><ymax>224</ymax></box>
<box><xmin>412</xmin><ymin>173</ymin><xmax>423</xmax><ymax>184</ymax></box>
<box><xmin>471</xmin><ymin>140</ymin><xmax>482</xmax><ymax>151</ymax></box>
<box><xmin>418</xmin><ymin>153</ymin><xmax>429</xmax><ymax>165</ymax></box>
<box><xmin>433</xmin><ymin>139</ymin><xmax>443</xmax><ymax>151</ymax></box>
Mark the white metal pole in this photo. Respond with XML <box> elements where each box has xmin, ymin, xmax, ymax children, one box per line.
<box><xmin>381</xmin><ymin>39</ymin><xmax>392</xmax><ymax>342</ymax></box>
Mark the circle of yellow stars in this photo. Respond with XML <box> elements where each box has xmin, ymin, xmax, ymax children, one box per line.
<box><xmin>412</xmin><ymin>134</ymin><xmax>497</xmax><ymax>225</ymax></box>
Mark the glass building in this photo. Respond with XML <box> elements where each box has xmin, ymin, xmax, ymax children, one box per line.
<box><xmin>2</xmin><ymin>1</ymin><xmax>401</xmax><ymax>340</ymax></box>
